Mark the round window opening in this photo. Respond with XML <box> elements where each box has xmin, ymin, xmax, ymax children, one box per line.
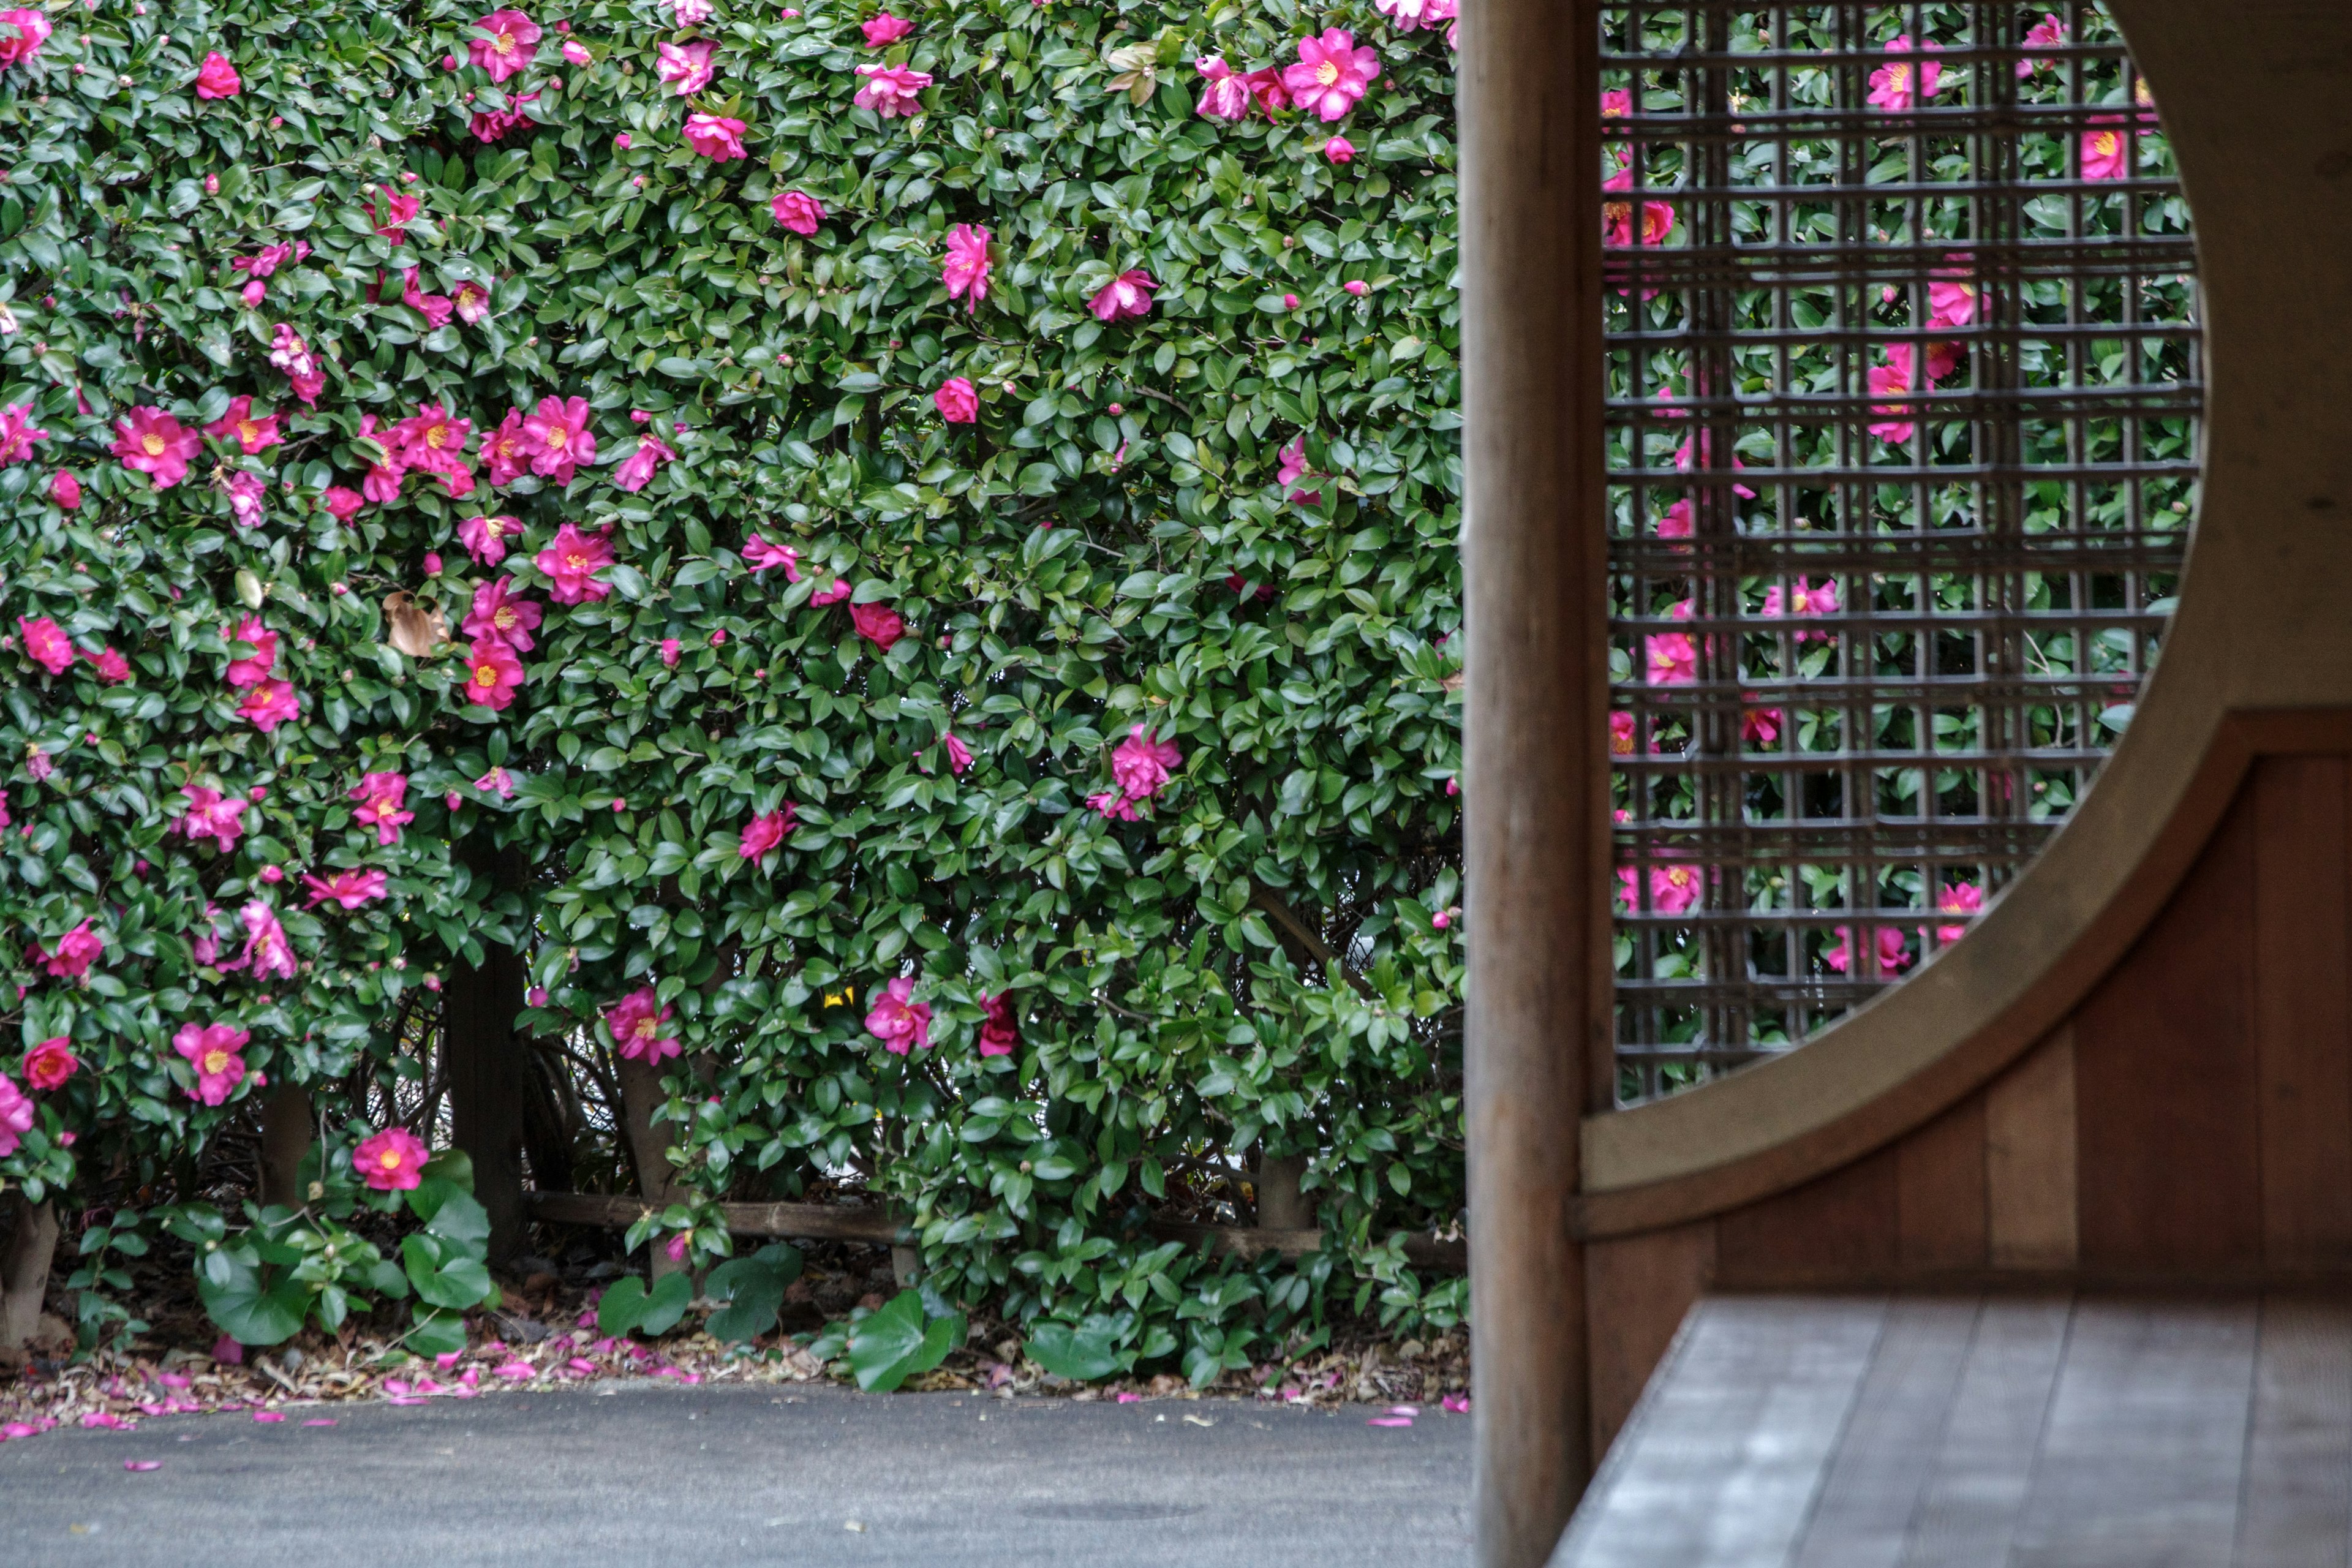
<box><xmin>1602</xmin><ymin>3</ymin><xmax>2200</xmax><ymax>1104</ymax></box>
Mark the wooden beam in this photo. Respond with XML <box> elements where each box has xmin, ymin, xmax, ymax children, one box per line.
<box><xmin>1460</xmin><ymin>0</ymin><xmax>1604</xmax><ymax>1558</ymax></box>
<box><xmin>524</xmin><ymin>1190</ymin><xmax>1471</xmax><ymax>1272</ymax></box>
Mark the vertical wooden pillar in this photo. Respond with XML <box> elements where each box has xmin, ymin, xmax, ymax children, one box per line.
<box><xmin>257</xmin><ymin>1085</ymin><xmax>314</xmax><ymax>1209</ymax></box>
<box><xmin>445</xmin><ymin>839</ymin><xmax>530</xmax><ymax>1264</ymax></box>
<box><xmin>1461</xmin><ymin>0</ymin><xmax>1604</xmax><ymax>1562</ymax></box>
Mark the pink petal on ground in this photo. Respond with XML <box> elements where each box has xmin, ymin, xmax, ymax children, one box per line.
<box><xmin>383</xmin><ymin>1379</ymin><xmax>410</xmax><ymax>1396</ymax></box>
<box><xmin>386</xmin><ymin>1396</ymin><xmax>427</xmax><ymax>1407</ymax></box>
<box><xmin>138</xmin><ymin>1403</ymin><xmax>167</xmax><ymax>1416</ymax></box>
<box><xmin>157</xmin><ymin>1373</ymin><xmax>191</xmax><ymax>1389</ymax></box>
<box><xmin>566</xmin><ymin>1357</ymin><xmax>597</xmax><ymax>1375</ymax></box>
<box><xmin>1441</xmin><ymin>1393</ymin><xmax>1470</xmax><ymax>1414</ymax></box>
<box><xmin>211</xmin><ymin>1335</ymin><xmax>246</xmax><ymax>1365</ymax></box>
<box><xmin>124</xmin><ymin>1459</ymin><xmax>162</xmax><ymax>1471</ymax></box>
<box><xmin>495</xmin><ymin>1362</ymin><xmax>537</xmax><ymax>1380</ymax></box>
<box><xmin>1368</xmin><ymin>1416</ymin><xmax>1414</xmax><ymax>1428</ymax></box>
<box><xmin>252</xmin><ymin>1411</ymin><xmax>285</xmax><ymax>1423</ymax></box>
<box><xmin>81</xmin><ymin>1412</ymin><xmax>132</xmax><ymax>1430</ymax></box>
<box><xmin>303</xmin><ymin>1419</ymin><xmax>337</xmax><ymax>1427</ymax></box>
<box><xmin>435</xmin><ymin>1352</ymin><xmax>463</xmax><ymax>1370</ymax></box>
<box><xmin>1115</xmin><ymin>1392</ymin><xmax>1141</xmax><ymax>1404</ymax></box>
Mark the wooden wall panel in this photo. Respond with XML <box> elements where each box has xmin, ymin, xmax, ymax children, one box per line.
<box><xmin>1585</xmin><ymin>1222</ymin><xmax>1716</xmax><ymax>1460</ymax></box>
<box><xmin>1716</xmin><ymin>1145</ymin><xmax>1899</xmax><ymax>1285</ymax></box>
<box><xmin>2075</xmin><ymin>783</ymin><xmax>2263</xmax><ymax>1269</ymax></box>
<box><xmin>1986</xmin><ymin>1029</ymin><xmax>2079</xmax><ymax>1269</ymax></box>
<box><xmin>1898</xmin><ymin>1095</ymin><xmax>1989</xmax><ymax>1272</ymax></box>
<box><xmin>2252</xmin><ymin>756</ymin><xmax>2352</xmax><ymax>1266</ymax></box>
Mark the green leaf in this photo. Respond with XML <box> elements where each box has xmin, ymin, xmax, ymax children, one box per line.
<box><xmin>595</xmin><ymin>1275</ymin><xmax>649</xmax><ymax>1337</ymax></box>
<box><xmin>638</xmin><ymin>1270</ymin><xmax>695</xmax><ymax>1336</ymax></box>
<box><xmin>846</xmin><ymin>1289</ymin><xmax>955</xmax><ymax>1392</ymax></box>
<box><xmin>1023</xmin><ymin>1321</ymin><xmax>1123</xmax><ymax>1381</ymax></box>
<box><xmin>196</xmin><ymin>1255</ymin><xmax>309</xmax><ymax>1347</ymax></box>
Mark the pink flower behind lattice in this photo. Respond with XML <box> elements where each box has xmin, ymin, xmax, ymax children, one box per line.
<box><xmin>462</xmin><ymin>638</ymin><xmax>526</xmax><ymax>709</ymax></box>
<box><xmin>238</xmin><ymin>679</ymin><xmax>300</xmax><ymax>733</ymax></box>
<box><xmin>353</xmin><ymin>1126</ymin><xmax>431</xmax><ymax>1191</ymax></box>
<box><xmin>606</xmin><ymin>987</ymin><xmax>681</xmax><ymax>1063</ymax></box>
<box><xmin>350</xmin><ymin>772</ymin><xmax>413</xmax><ymax>846</ymax></box>
<box><xmin>179</xmin><ymin>785</ymin><xmax>249</xmax><ymax>850</ymax></box>
<box><xmin>304</xmin><ymin>868</ymin><xmax>389</xmax><ymax>910</ymax></box>
<box><xmin>935</xmin><ymin>377</ymin><xmax>978</xmax><ymax>424</ymax></box>
<box><xmin>738</xmin><ymin>804</ymin><xmax>797</xmax><ymax>859</ymax></box>
<box><xmin>194</xmin><ymin>50</ymin><xmax>241</xmax><ymax>97</ymax></box>
<box><xmin>536</xmin><ymin>522</ymin><xmax>616</xmax><ymax>604</ymax></box>
<box><xmin>237</xmin><ymin>899</ymin><xmax>296</xmax><ymax>980</ymax></box>
<box><xmin>113</xmin><ymin>407</ymin><xmax>200</xmax><ymax>489</ymax></box>
<box><xmin>612</xmin><ymin>432</ymin><xmax>676</xmax><ymax>493</ymax></box>
<box><xmin>1866</xmin><ymin>36</ymin><xmax>1940</xmax><ymax>111</ymax></box>
<box><xmin>771</xmin><ymin>190</ymin><xmax>824</xmax><ymax>235</ymax></box>
<box><xmin>866</xmin><ymin>976</ymin><xmax>932</xmax><ymax>1054</ymax></box>
<box><xmin>1935</xmin><ymin>881</ymin><xmax>1984</xmax><ymax>943</ymax></box>
<box><xmin>2019</xmin><ymin>12</ymin><xmax>2065</xmax><ymax>76</ymax></box>
<box><xmin>0</xmin><ymin>402</ymin><xmax>48</xmax><ymax>465</ymax></box>
<box><xmin>656</xmin><ymin>40</ymin><xmax>715</xmax><ymax>95</ymax></box>
<box><xmin>18</xmin><ymin>616</ymin><xmax>72</xmax><ymax>676</ymax></box>
<box><xmin>0</xmin><ymin>1075</ymin><xmax>31</xmax><ymax>1158</ymax></box>
<box><xmin>1281</xmin><ymin>28</ymin><xmax>1378</xmax><ymax>122</ymax></box>
<box><xmin>225</xmin><ymin>616</ymin><xmax>279</xmax><ymax>688</ymax></box>
<box><xmin>0</xmin><ymin>7</ymin><xmax>51</xmax><ymax>69</ymax></box>
<box><xmin>850</xmin><ymin>600</ymin><xmax>905</xmax><ymax>650</ymax></box>
<box><xmin>1645</xmin><ymin>630</ymin><xmax>1696</xmax><ymax>685</ymax></box>
<box><xmin>521</xmin><ymin>397</ymin><xmax>595</xmax><ymax>485</ymax></box>
<box><xmin>173</xmin><ymin>1022</ymin><xmax>251</xmax><ymax>1106</ymax></box>
<box><xmin>862</xmin><ymin>11</ymin><xmax>911</xmax><ymax>47</ymax></box>
<box><xmin>1088</xmin><ymin>270</ymin><xmax>1156</xmax><ymax>322</ymax></box>
<box><xmin>1111</xmin><ymin>726</ymin><xmax>1181</xmax><ymax>802</ymax></box>
<box><xmin>464</xmin><ymin>577</ymin><xmax>543</xmax><ymax>652</ymax></box>
<box><xmin>743</xmin><ymin>533</ymin><xmax>796</xmax><ymax>572</ymax></box>
<box><xmin>1610</xmin><ymin>710</ymin><xmax>1637</xmax><ymax>756</ymax></box>
<box><xmin>459</xmin><ymin>513</ymin><xmax>519</xmax><ymax>567</ymax></box>
<box><xmin>1826</xmin><ymin>925</ymin><xmax>1912</xmax><ymax>975</ymax></box>
<box><xmin>2082</xmin><ymin>117</ymin><xmax>2131</xmax><ymax>181</ymax></box>
<box><xmin>23</xmin><ymin>1038</ymin><xmax>76</xmax><ymax>1091</ymax></box>
<box><xmin>978</xmin><ymin>992</ymin><xmax>1017</xmax><ymax>1057</ymax></box>
<box><xmin>1647</xmin><ymin>864</ymin><xmax>1702</xmax><ymax>915</ymax></box>
<box><xmin>683</xmin><ymin>112</ymin><xmax>747</xmax><ymax>159</ymax></box>
<box><xmin>1194</xmin><ymin>56</ymin><xmax>1250</xmax><ymax>121</ymax></box>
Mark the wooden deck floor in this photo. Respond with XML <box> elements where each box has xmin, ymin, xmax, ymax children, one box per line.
<box><xmin>1551</xmin><ymin>1293</ymin><xmax>2352</xmax><ymax>1568</ymax></box>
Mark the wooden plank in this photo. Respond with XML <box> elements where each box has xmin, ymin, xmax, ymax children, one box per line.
<box><xmin>1789</xmin><ymin>1297</ymin><xmax>1981</xmax><ymax>1568</ymax></box>
<box><xmin>1585</xmin><ymin>1223</ymin><xmax>1716</xmax><ymax>1460</ymax></box>
<box><xmin>1551</xmin><ymin>1296</ymin><xmax>1887</xmax><ymax>1568</ymax></box>
<box><xmin>1716</xmin><ymin>1146</ymin><xmax>1901</xmax><ymax>1286</ymax></box>
<box><xmin>2075</xmin><ymin>786</ymin><xmax>2263</xmax><ymax>1270</ymax></box>
<box><xmin>1897</xmin><ymin>1294</ymin><xmax>2073</xmax><ymax>1567</ymax></box>
<box><xmin>2253</xmin><ymin>757</ymin><xmax>2352</xmax><ymax>1265</ymax></box>
<box><xmin>2008</xmin><ymin>1298</ymin><xmax>2258</xmax><ymax>1567</ymax></box>
<box><xmin>1898</xmin><ymin>1099</ymin><xmax>1989</xmax><ymax>1274</ymax></box>
<box><xmin>2236</xmin><ymin>1295</ymin><xmax>2352</xmax><ymax>1567</ymax></box>
<box><xmin>1985</xmin><ymin>1031</ymin><xmax>2078</xmax><ymax>1269</ymax></box>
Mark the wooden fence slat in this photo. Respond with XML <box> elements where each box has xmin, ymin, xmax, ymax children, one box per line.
<box><xmin>2253</xmin><ymin>758</ymin><xmax>2352</xmax><ymax>1265</ymax></box>
<box><xmin>1985</xmin><ymin>1031</ymin><xmax>2078</xmax><ymax>1270</ymax></box>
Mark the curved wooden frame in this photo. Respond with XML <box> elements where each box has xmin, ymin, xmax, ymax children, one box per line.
<box><xmin>1579</xmin><ymin>0</ymin><xmax>2352</xmax><ymax>1236</ymax></box>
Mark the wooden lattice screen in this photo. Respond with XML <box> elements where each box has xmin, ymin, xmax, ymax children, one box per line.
<box><xmin>1603</xmin><ymin>1</ymin><xmax>2200</xmax><ymax>1102</ymax></box>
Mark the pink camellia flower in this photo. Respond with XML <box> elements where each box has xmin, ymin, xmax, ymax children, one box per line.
<box><xmin>173</xmin><ymin>1022</ymin><xmax>250</xmax><ymax>1107</ymax></box>
<box><xmin>684</xmin><ymin>112</ymin><xmax>748</xmax><ymax>159</ymax></box>
<box><xmin>865</xmin><ymin>976</ymin><xmax>932</xmax><ymax>1054</ymax></box>
<box><xmin>268</xmin><ymin>322</ymin><xmax>326</xmax><ymax>404</ymax></box>
<box><xmin>606</xmin><ymin>987</ymin><xmax>680</xmax><ymax>1063</ymax></box>
<box><xmin>453</xmin><ymin>280</ymin><xmax>491</xmax><ymax>323</ymax></box>
<box><xmin>303</xmin><ymin>867</ymin><xmax>390</xmax><ymax>910</ymax></box>
<box><xmin>205</xmin><ymin>396</ymin><xmax>282</xmax><ymax>455</ymax></box>
<box><xmin>1088</xmin><ymin>269</ymin><xmax>1156</xmax><ymax>322</ymax></box>
<box><xmin>655</xmin><ymin>39</ymin><xmax>715</xmax><ymax>95</ymax></box>
<box><xmin>742</xmin><ymin>532</ymin><xmax>796</xmax><ymax>572</ymax></box>
<box><xmin>1644</xmin><ymin>629</ymin><xmax>1697</xmax><ymax>685</ymax></box>
<box><xmin>861</xmin><ymin>10</ymin><xmax>911</xmax><ymax>47</ymax></box>
<box><xmin>367</xmin><ymin>190</ymin><xmax>422</xmax><ymax>242</ymax></box>
<box><xmin>562</xmin><ymin>37</ymin><xmax>589</xmax><ymax>64</ymax></box>
<box><xmin>1111</xmin><ymin>725</ymin><xmax>1181</xmax><ymax>803</ymax></box>
<box><xmin>459</xmin><ymin>512</ymin><xmax>519</xmax><ymax>565</ymax></box>
<box><xmin>1277</xmin><ymin>436</ymin><xmax>1321</xmax><ymax>503</ymax></box>
<box><xmin>737</xmin><ymin>803</ymin><xmax>797</xmax><ymax>859</ymax></box>
<box><xmin>26</xmin><ymin>748</ymin><xmax>54</xmax><ymax>783</ymax></box>
<box><xmin>1373</xmin><ymin>0</ymin><xmax>1449</xmax><ymax>30</ymax></box>
<box><xmin>1927</xmin><ymin>276</ymin><xmax>1977</xmax><ymax>330</ymax></box>
<box><xmin>942</xmin><ymin>223</ymin><xmax>991</xmax><ymax>310</ymax></box>
<box><xmin>852</xmin><ymin>62</ymin><xmax>932</xmax><ymax>117</ymax></box>
<box><xmin>0</xmin><ymin>7</ymin><xmax>51</xmax><ymax>69</ymax></box>
<box><xmin>811</xmin><ymin>575</ymin><xmax>853</xmax><ymax>606</ymax></box>
<box><xmin>1324</xmin><ymin>135</ymin><xmax>1354</xmax><ymax>163</ymax></box>
<box><xmin>0</xmin><ymin>402</ymin><xmax>48</xmax><ymax>464</ymax></box>
<box><xmin>111</xmin><ymin>407</ymin><xmax>201</xmax><ymax>489</ymax></box>
<box><xmin>0</xmin><ymin>1075</ymin><xmax>32</xmax><ymax>1158</ymax></box>
<box><xmin>1866</xmin><ymin>36</ymin><xmax>1940</xmax><ymax>111</ymax></box>
<box><xmin>474</xmin><ymin>766</ymin><xmax>517</xmax><ymax>799</ymax></box>
<box><xmin>1645</xmin><ymin>863</ymin><xmax>1702</xmax><ymax>915</ymax></box>
<box><xmin>934</xmin><ymin>376</ymin><xmax>978</xmax><ymax>424</ymax></box>
<box><xmin>479</xmin><ymin>407</ymin><xmax>530</xmax><ymax>486</ymax></box>
<box><xmin>238</xmin><ymin>678</ymin><xmax>300</xmax><ymax>733</ymax></box>
<box><xmin>23</xmin><ymin>1037</ymin><xmax>77</xmax><ymax>1091</ymax></box>
<box><xmin>1194</xmin><ymin>56</ymin><xmax>1250</xmax><ymax>121</ymax></box>
<box><xmin>1610</xmin><ymin>710</ymin><xmax>1638</xmax><ymax>756</ymax></box>
<box><xmin>943</xmin><ymin>734</ymin><xmax>973</xmax><ymax>775</ymax></box>
<box><xmin>849</xmin><ymin>600</ymin><xmax>904</xmax><ymax>650</ymax></box>
<box><xmin>224</xmin><ymin>470</ymin><xmax>267</xmax><ymax>529</ymax></box>
<box><xmin>536</xmin><ymin>521</ymin><xmax>616</xmax><ymax>603</ymax></box>
<box><xmin>2081</xmin><ymin>116</ymin><xmax>2131</xmax><ymax>181</ymax></box>
<box><xmin>401</xmin><ymin>267</ymin><xmax>454</xmax><ymax>328</ymax></box>
<box><xmin>1281</xmin><ymin>29</ymin><xmax>1378</xmax><ymax>122</ymax></box>
<box><xmin>30</xmin><ymin>920</ymin><xmax>102</xmax><ymax>979</ymax></box>
<box><xmin>1762</xmin><ymin>576</ymin><xmax>1842</xmax><ymax>639</ymax></box>
<box><xmin>2019</xmin><ymin>12</ymin><xmax>2065</xmax><ymax>75</ymax></box>
<box><xmin>520</xmin><ymin>396</ymin><xmax>595</xmax><ymax>483</ymax></box>
<box><xmin>977</xmin><ymin>992</ymin><xmax>1017</xmax><ymax>1057</ymax></box>
<box><xmin>1602</xmin><ymin>158</ymin><xmax>1676</xmax><ymax>250</ymax></box>
<box><xmin>320</xmin><ymin>486</ymin><xmax>363</xmax><ymax>523</ymax></box>
<box><xmin>1867</xmin><ymin>342</ymin><xmax>1957</xmax><ymax>443</ymax></box>
<box><xmin>464</xmin><ymin>576</ymin><xmax>543</xmax><ymax>652</ymax></box>
<box><xmin>1825</xmin><ymin>925</ymin><xmax>1912</xmax><ymax>976</ymax></box>
<box><xmin>224</xmin><ymin>615</ymin><xmax>279</xmax><ymax>688</ymax></box>
<box><xmin>236</xmin><ymin>899</ymin><xmax>297</xmax><ymax>981</ymax></box>
<box><xmin>461</xmin><ymin>638</ymin><xmax>526</xmax><ymax>709</ymax></box>
<box><xmin>194</xmin><ymin>49</ymin><xmax>241</xmax><ymax>97</ymax></box>
<box><xmin>666</xmin><ymin>0</ymin><xmax>712</xmax><ymax>23</ymax></box>
<box><xmin>1088</xmin><ymin>789</ymin><xmax>1140</xmax><ymax>822</ymax></box>
<box><xmin>771</xmin><ymin>190</ymin><xmax>823</xmax><ymax>234</ymax></box>
<box><xmin>50</xmin><ymin>470</ymin><xmax>80</xmax><ymax>509</ymax></box>
<box><xmin>350</xmin><ymin>772</ymin><xmax>413</xmax><ymax>846</ymax></box>
<box><xmin>353</xmin><ymin>1125</ymin><xmax>431</xmax><ymax>1191</ymax></box>
<box><xmin>1935</xmin><ymin>880</ymin><xmax>1984</xmax><ymax>943</ymax></box>
<box><xmin>178</xmin><ymin>785</ymin><xmax>248</xmax><ymax>850</ymax></box>
<box><xmin>1743</xmin><ymin>706</ymin><xmax>1783</xmax><ymax>746</ymax></box>
<box><xmin>612</xmin><ymin>432</ymin><xmax>676</xmax><ymax>493</ymax></box>
<box><xmin>17</xmin><ymin>616</ymin><xmax>72</xmax><ymax>676</ymax></box>
<box><xmin>658</xmin><ymin>637</ymin><xmax>682</xmax><ymax>668</ymax></box>
<box><xmin>1237</xmin><ymin>66</ymin><xmax>1289</xmax><ymax>116</ymax></box>
<box><xmin>83</xmin><ymin>645</ymin><xmax>130</xmax><ymax>683</ymax></box>
<box><xmin>1343</xmin><ymin>279</ymin><xmax>1368</xmax><ymax>296</ymax></box>
<box><xmin>470</xmin><ymin>9</ymin><xmax>541</xmax><ymax>81</ymax></box>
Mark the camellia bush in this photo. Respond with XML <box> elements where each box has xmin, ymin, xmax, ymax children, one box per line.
<box><xmin>0</xmin><ymin>0</ymin><xmax>1467</xmax><ymax>1381</ymax></box>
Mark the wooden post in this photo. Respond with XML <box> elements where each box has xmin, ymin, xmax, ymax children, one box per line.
<box><xmin>0</xmin><ymin>1191</ymin><xmax>58</xmax><ymax>1356</ymax></box>
<box><xmin>258</xmin><ymin>1085</ymin><xmax>314</xmax><ymax>1209</ymax></box>
<box><xmin>1461</xmin><ymin>0</ymin><xmax>1604</xmax><ymax>1561</ymax></box>
<box><xmin>616</xmin><ymin>1054</ymin><xmax>688</xmax><ymax>1280</ymax></box>
<box><xmin>445</xmin><ymin>840</ymin><xmax>530</xmax><ymax>1264</ymax></box>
